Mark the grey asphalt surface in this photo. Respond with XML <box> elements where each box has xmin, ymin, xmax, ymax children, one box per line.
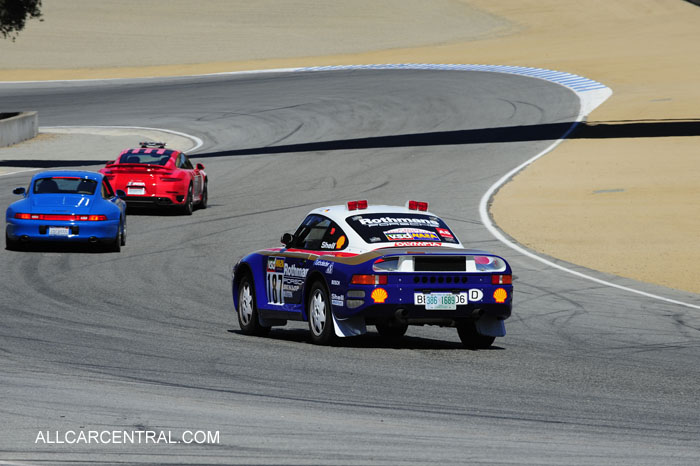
<box><xmin>1</xmin><ymin>70</ymin><xmax>699</xmax><ymax>465</ymax></box>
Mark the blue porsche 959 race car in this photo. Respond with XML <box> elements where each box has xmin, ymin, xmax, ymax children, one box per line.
<box><xmin>5</xmin><ymin>170</ymin><xmax>127</xmax><ymax>252</ymax></box>
<box><xmin>232</xmin><ymin>200</ymin><xmax>513</xmax><ymax>348</ymax></box>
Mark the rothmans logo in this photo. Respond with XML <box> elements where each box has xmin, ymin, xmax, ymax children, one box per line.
<box><xmin>284</xmin><ymin>263</ymin><xmax>309</xmax><ymax>278</ymax></box>
<box><xmin>359</xmin><ymin>217</ymin><xmax>439</xmax><ymax>227</ymax></box>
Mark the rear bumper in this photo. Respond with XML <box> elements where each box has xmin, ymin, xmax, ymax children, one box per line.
<box><xmin>6</xmin><ymin>219</ymin><xmax>119</xmax><ymax>242</ymax></box>
<box><xmin>333</xmin><ymin>283</ymin><xmax>513</xmax><ymax>323</ymax></box>
<box><xmin>125</xmin><ymin>195</ymin><xmax>184</xmax><ymax>206</ymax></box>
<box><xmin>353</xmin><ymin>302</ymin><xmax>511</xmax><ymax>325</ymax></box>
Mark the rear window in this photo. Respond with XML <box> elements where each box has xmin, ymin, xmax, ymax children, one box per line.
<box><xmin>118</xmin><ymin>152</ymin><xmax>172</xmax><ymax>165</ymax></box>
<box><xmin>345</xmin><ymin>213</ymin><xmax>459</xmax><ymax>246</ymax></box>
<box><xmin>33</xmin><ymin>177</ymin><xmax>97</xmax><ymax>195</ymax></box>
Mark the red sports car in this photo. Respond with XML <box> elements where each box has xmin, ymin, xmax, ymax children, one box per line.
<box><xmin>100</xmin><ymin>142</ymin><xmax>207</xmax><ymax>215</ymax></box>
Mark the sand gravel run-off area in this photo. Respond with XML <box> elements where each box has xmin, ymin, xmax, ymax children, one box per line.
<box><xmin>1</xmin><ymin>0</ymin><xmax>699</xmax><ymax>294</ymax></box>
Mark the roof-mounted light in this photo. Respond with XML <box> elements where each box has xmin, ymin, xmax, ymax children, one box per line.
<box><xmin>347</xmin><ymin>200</ymin><xmax>368</xmax><ymax>211</ymax></box>
<box><xmin>406</xmin><ymin>200</ymin><xmax>429</xmax><ymax>211</ymax></box>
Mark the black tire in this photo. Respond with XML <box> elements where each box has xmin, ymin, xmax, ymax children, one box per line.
<box><xmin>198</xmin><ymin>182</ymin><xmax>208</xmax><ymax>210</ymax></box>
<box><xmin>457</xmin><ymin>321</ymin><xmax>496</xmax><ymax>349</ymax></box>
<box><xmin>237</xmin><ymin>274</ymin><xmax>270</xmax><ymax>337</ymax></box>
<box><xmin>120</xmin><ymin>216</ymin><xmax>127</xmax><ymax>246</ymax></box>
<box><xmin>181</xmin><ymin>184</ymin><xmax>194</xmax><ymax>215</ymax></box>
<box><xmin>307</xmin><ymin>281</ymin><xmax>336</xmax><ymax>345</ymax></box>
<box><xmin>108</xmin><ymin>220</ymin><xmax>122</xmax><ymax>252</ymax></box>
<box><xmin>5</xmin><ymin>231</ymin><xmax>21</xmax><ymax>251</ymax></box>
<box><xmin>375</xmin><ymin>322</ymin><xmax>408</xmax><ymax>338</ymax></box>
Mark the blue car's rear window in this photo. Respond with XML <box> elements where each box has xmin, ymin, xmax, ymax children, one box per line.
<box><xmin>33</xmin><ymin>177</ymin><xmax>97</xmax><ymax>195</ymax></box>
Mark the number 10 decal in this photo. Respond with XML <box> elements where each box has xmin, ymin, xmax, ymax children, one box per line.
<box><xmin>267</xmin><ymin>272</ymin><xmax>284</xmax><ymax>305</ymax></box>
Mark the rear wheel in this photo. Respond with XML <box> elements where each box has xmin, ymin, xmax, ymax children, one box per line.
<box><xmin>457</xmin><ymin>321</ymin><xmax>496</xmax><ymax>349</ymax></box>
<box><xmin>237</xmin><ymin>274</ymin><xmax>270</xmax><ymax>337</ymax></box>
<box><xmin>181</xmin><ymin>184</ymin><xmax>194</xmax><ymax>215</ymax></box>
<box><xmin>5</xmin><ymin>231</ymin><xmax>21</xmax><ymax>251</ymax></box>
<box><xmin>108</xmin><ymin>219</ymin><xmax>122</xmax><ymax>252</ymax></box>
<box><xmin>120</xmin><ymin>216</ymin><xmax>127</xmax><ymax>246</ymax></box>
<box><xmin>198</xmin><ymin>182</ymin><xmax>208</xmax><ymax>209</ymax></box>
<box><xmin>308</xmin><ymin>281</ymin><xmax>335</xmax><ymax>345</ymax></box>
<box><xmin>376</xmin><ymin>322</ymin><xmax>408</xmax><ymax>339</ymax></box>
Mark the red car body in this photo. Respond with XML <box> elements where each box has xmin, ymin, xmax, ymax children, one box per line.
<box><xmin>99</xmin><ymin>144</ymin><xmax>207</xmax><ymax>214</ymax></box>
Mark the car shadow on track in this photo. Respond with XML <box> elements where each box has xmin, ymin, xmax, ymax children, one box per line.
<box><xmin>5</xmin><ymin>242</ymin><xmax>117</xmax><ymax>254</ymax></box>
<box><xmin>227</xmin><ymin>329</ymin><xmax>505</xmax><ymax>351</ymax></box>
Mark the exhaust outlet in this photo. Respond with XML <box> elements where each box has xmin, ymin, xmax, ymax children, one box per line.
<box><xmin>394</xmin><ymin>308</ymin><xmax>409</xmax><ymax>321</ymax></box>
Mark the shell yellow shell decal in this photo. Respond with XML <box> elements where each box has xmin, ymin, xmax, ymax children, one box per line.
<box><xmin>493</xmin><ymin>288</ymin><xmax>508</xmax><ymax>303</ymax></box>
<box><xmin>371</xmin><ymin>288</ymin><xmax>388</xmax><ymax>304</ymax></box>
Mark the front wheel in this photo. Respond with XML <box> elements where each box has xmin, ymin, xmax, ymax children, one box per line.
<box><xmin>457</xmin><ymin>321</ymin><xmax>496</xmax><ymax>349</ymax></box>
<box><xmin>307</xmin><ymin>281</ymin><xmax>335</xmax><ymax>345</ymax></box>
<box><xmin>237</xmin><ymin>274</ymin><xmax>270</xmax><ymax>337</ymax></box>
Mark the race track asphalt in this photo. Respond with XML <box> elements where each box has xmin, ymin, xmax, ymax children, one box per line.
<box><xmin>1</xmin><ymin>70</ymin><xmax>699</xmax><ymax>465</ymax></box>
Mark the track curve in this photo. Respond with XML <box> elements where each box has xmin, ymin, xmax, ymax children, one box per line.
<box><xmin>1</xmin><ymin>70</ymin><xmax>699</xmax><ymax>464</ymax></box>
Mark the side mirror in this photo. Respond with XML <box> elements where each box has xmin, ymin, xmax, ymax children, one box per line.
<box><xmin>196</xmin><ymin>163</ymin><xmax>205</xmax><ymax>170</ymax></box>
<box><xmin>280</xmin><ymin>232</ymin><xmax>293</xmax><ymax>247</ymax></box>
<box><xmin>13</xmin><ymin>187</ymin><xmax>26</xmax><ymax>195</ymax></box>
<box><xmin>116</xmin><ymin>189</ymin><xmax>126</xmax><ymax>200</ymax></box>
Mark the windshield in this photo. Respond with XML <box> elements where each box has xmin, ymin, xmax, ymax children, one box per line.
<box><xmin>345</xmin><ymin>213</ymin><xmax>459</xmax><ymax>246</ymax></box>
<box><xmin>33</xmin><ymin>177</ymin><xmax>97</xmax><ymax>195</ymax></box>
<box><xmin>118</xmin><ymin>152</ymin><xmax>171</xmax><ymax>165</ymax></box>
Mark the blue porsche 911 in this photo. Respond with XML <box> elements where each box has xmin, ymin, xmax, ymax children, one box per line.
<box><xmin>232</xmin><ymin>200</ymin><xmax>513</xmax><ymax>348</ymax></box>
<box><xmin>5</xmin><ymin>170</ymin><xmax>127</xmax><ymax>252</ymax></box>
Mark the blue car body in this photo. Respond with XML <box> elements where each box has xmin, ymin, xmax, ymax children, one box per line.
<box><xmin>5</xmin><ymin>170</ymin><xmax>127</xmax><ymax>250</ymax></box>
<box><xmin>232</xmin><ymin>201</ymin><xmax>513</xmax><ymax>348</ymax></box>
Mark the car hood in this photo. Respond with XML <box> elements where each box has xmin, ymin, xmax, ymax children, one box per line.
<box><xmin>30</xmin><ymin>194</ymin><xmax>95</xmax><ymax>213</ymax></box>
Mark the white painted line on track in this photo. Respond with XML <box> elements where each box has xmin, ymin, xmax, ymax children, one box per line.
<box><xmin>4</xmin><ymin>64</ymin><xmax>698</xmax><ymax>308</ymax></box>
<box><xmin>0</xmin><ymin>125</ymin><xmax>203</xmax><ymax>178</ymax></box>
<box><xmin>46</xmin><ymin>125</ymin><xmax>204</xmax><ymax>152</ymax></box>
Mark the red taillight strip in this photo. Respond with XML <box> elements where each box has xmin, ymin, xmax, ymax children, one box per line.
<box><xmin>351</xmin><ymin>274</ymin><xmax>388</xmax><ymax>285</ymax></box>
<box><xmin>14</xmin><ymin>213</ymin><xmax>107</xmax><ymax>221</ymax></box>
<box><xmin>491</xmin><ymin>274</ymin><xmax>512</xmax><ymax>285</ymax></box>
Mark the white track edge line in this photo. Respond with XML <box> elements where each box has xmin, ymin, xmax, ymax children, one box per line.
<box><xmin>478</xmin><ymin>112</ymin><xmax>700</xmax><ymax>311</ymax></box>
<box><xmin>46</xmin><ymin>125</ymin><xmax>204</xmax><ymax>152</ymax></box>
<box><xmin>1</xmin><ymin>125</ymin><xmax>203</xmax><ymax>178</ymax></box>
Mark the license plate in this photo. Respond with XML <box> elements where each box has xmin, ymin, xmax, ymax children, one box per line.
<box><xmin>414</xmin><ymin>292</ymin><xmax>468</xmax><ymax>310</ymax></box>
<box><xmin>48</xmin><ymin>227</ymin><xmax>70</xmax><ymax>237</ymax></box>
<box><xmin>127</xmin><ymin>187</ymin><xmax>145</xmax><ymax>195</ymax></box>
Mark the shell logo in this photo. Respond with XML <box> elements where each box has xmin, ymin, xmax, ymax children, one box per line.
<box><xmin>493</xmin><ymin>288</ymin><xmax>508</xmax><ymax>304</ymax></box>
<box><xmin>371</xmin><ymin>288</ymin><xmax>388</xmax><ymax>304</ymax></box>
<box><xmin>336</xmin><ymin>235</ymin><xmax>346</xmax><ymax>249</ymax></box>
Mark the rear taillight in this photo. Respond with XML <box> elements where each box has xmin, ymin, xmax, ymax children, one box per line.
<box><xmin>14</xmin><ymin>213</ymin><xmax>107</xmax><ymax>221</ymax></box>
<box><xmin>491</xmin><ymin>274</ymin><xmax>512</xmax><ymax>285</ymax></box>
<box><xmin>351</xmin><ymin>274</ymin><xmax>388</xmax><ymax>285</ymax></box>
